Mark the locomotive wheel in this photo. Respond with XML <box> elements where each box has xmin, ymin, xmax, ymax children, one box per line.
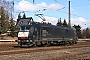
<box><xmin>20</xmin><ymin>42</ymin><xmax>23</xmax><ymax>48</ymax></box>
<box><xmin>72</xmin><ymin>41</ymin><xmax>77</xmax><ymax>44</ymax></box>
<box><xmin>68</xmin><ymin>41</ymin><xmax>73</xmax><ymax>45</ymax></box>
<box><xmin>44</xmin><ymin>41</ymin><xmax>51</xmax><ymax>47</ymax></box>
<box><xmin>74</xmin><ymin>41</ymin><xmax>77</xmax><ymax>44</ymax></box>
<box><xmin>19</xmin><ymin>41</ymin><xmax>24</xmax><ymax>48</ymax></box>
<box><xmin>71</xmin><ymin>41</ymin><xmax>74</xmax><ymax>44</ymax></box>
<box><xmin>63</xmin><ymin>41</ymin><xmax>66</xmax><ymax>46</ymax></box>
<box><xmin>33</xmin><ymin>43</ymin><xmax>37</xmax><ymax>47</ymax></box>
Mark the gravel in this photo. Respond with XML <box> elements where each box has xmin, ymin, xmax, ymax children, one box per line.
<box><xmin>0</xmin><ymin>47</ymin><xmax>90</xmax><ymax>60</ymax></box>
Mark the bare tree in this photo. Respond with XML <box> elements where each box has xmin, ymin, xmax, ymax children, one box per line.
<box><xmin>0</xmin><ymin>0</ymin><xmax>14</xmax><ymax>34</ymax></box>
<box><xmin>0</xmin><ymin>0</ymin><xmax>14</xmax><ymax>20</ymax></box>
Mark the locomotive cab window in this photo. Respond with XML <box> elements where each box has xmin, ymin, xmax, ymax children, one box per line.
<box><xmin>20</xmin><ymin>25</ymin><xmax>31</xmax><ymax>31</ymax></box>
<box><xmin>20</xmin><ymin>26</ymin><xmax>25</xmax><ymax>31</ymax></box>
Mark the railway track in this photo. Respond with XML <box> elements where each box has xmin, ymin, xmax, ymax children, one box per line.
<box><xmin>0</xmin><ymin>40</ymin><xmax>90</xmax><ymax>60</ymax></box>
<box><xmin>0</xmin><ymin>41</ymin><xmax>89</xmax><ymax>55</ymax></box>
<box><xmin>0</xmin><ymin>45</ymin><xmax>90</xmax><ymax>60</ymax></box>
<box><xmin>46</xmin><ymin>49</ymin><xmax>90</xmax><ymax>60</ymax></box>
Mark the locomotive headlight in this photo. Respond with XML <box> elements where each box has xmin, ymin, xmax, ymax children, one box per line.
<box><xmin>30</xmin><ymin>40</ymin><xmax>32</xmax><ymax>42</ymax></box>
<box><xmin>26</xmin><ymin>40</ymin><xmax>29</xmax><ymax>42</ymax></box>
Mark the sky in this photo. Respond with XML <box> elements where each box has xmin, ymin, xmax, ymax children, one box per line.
<box><xmin>6</xmin><ymin>0</ymin><xmax>90</xmax><ymax>29</ymax></box>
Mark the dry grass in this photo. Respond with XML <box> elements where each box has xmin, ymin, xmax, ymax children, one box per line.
<box><xmin>0</xmin><ymin>35</ymin><xmax>17</xmax><ymax>40</ymax></box>
<box><xmin>0</xmin><ymin>35</ymin><xmax>18</xmax><ymax>44</ymax></box>
<box><xmin>0</xmin><ymin>42</ymin><xmax>18</xmax><ymax>44</ymax></box>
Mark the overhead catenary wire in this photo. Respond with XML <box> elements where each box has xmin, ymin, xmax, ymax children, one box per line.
<box><xmin>54</xmin><ymin>1</ymin><xmax>90</xmax><ymax>21</ymax></box>
<box><xmin>14</xmin><ymin>0</ymin><xmax>90</xmax><ymax>21</ymax></box>
<box><xmin>58</xmin><ymin>10</ymin><xmax>90</xmax><ymax>20</ymax></box>
<box><xmin>71</xmin><ymin>0</ymin><xmax>90</xmax><ymax>7</ymax></box>
<box><xmin>70</xmin><ymin>1</ymin><xmax>90</xmax><ymax>15</ymax></box>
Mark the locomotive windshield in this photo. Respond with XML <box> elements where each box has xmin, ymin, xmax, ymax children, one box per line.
<box><xmin>20</xmin><ymin>25</ymin><xmax>31</xmax><ymax>31</ymax></box>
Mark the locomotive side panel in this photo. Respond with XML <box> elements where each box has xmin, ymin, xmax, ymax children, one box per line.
<box><xmin>41</xmin><ymin>26</ymin><xmax>75</xmax><ymax>42</ymax></box>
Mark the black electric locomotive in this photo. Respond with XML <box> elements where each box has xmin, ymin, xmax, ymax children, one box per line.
<box><xmin>18</xmin><ymin>23</ymin><xmax>78</xmax><ymax>47</ymax></box>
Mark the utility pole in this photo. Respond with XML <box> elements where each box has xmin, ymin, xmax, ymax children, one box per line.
<box><xmin>68</xmin><ymin>1</ymin><xmax>71</xmax><ymax>28</ymax></box>
<box><xmin>33</xmin><ymin>0</ymin><xmax>34</xmax><ymax>4</ymax></box>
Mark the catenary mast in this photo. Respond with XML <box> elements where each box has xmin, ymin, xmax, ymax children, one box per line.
<box><xmin>68</xmin><ymin>1</ymin><xmax>71</xmax><ymax>28</ymax></box>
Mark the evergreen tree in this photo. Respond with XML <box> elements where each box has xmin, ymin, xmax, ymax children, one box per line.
<box><xmin>4</xmin><ymin>20</ymin><xmax>9</xmax><ymax>32</ymax></box>
<box><xmin>73</xmin><ymin>25</ymin><xmax>81</xmax><ymax>38</ymax></box>
<box><xmin>63</xmin><ymin>19</ymin><xmax>68</xmax><ymax>27</ymax></box>
<box><xmin>23</xmin><ymin>13</ymin><xmax>26</xmax><ymax>18</ymax></box>
<box><xmin>86</xmin><ymin>28</ymin><xmax>90</xmax><ymax>38</ymax></box>
<box><xmin>56</xmin><ymin>18</ymin><xmax>62</xmax><ymax>26</ymax></box>
<box><xmin>9</xmin><ymin>18</ymin><xmax>18</xmax><ymax>37</ymax></box>
<box><xmin>18</xmin><ymin>13</ymin><xmax>21</xmax><ymax>19</ymax></box>
<box><xmin>56</xmin><ymin>20</ymin><xmax>60</xmax><ymax>26</ymax></box>
<box><xmin>0</xmin><ymin>8</ymin><xmax>7</xmax><ymax>33</ymax></box>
